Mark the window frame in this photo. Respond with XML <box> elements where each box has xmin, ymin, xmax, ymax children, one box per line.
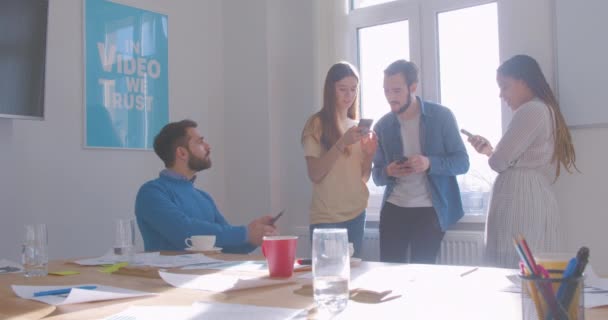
<box><xmin>343</xmin><ymin>0</ymin><xmax>501</xmax><ymax>223</ymax></box>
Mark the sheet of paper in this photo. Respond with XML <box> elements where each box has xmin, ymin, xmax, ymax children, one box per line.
<box><xmin>74</xmin><ymin>252</ymin><xmax>161</xmax><ymax>266</ymax></box>
<box><xmin>182</xmin><ymin>260</ymin><xmax>312</xmax><ymax>273</ymax></box>
<box><xmin>181</xmin><ymin>260</ymin><xmax>268</xmax><ymax>271</ymax></box>
<box><xmin>0</xmin><ymin>259</ymin><xmax>23</xmax><ymax>274</ymax></box>
<box><xmin>12</xmin><ymin>283</ymin><xmax>155</xmax><ymax>305</ymax></box>
<box><xmin>191</xmin><ymin>302</ymin><xmax>306</xmax><ymax>319</ymax></box>
<box><xmin>584</xmin><ymin>265</ymin><xmax>608</xmax><ymax>290</ymax></box>
<box><xmin>133</xmin><ymin>253</ymin><xmax>224</xmax><ymax>268</ymax></box>
<box><xmin>580</xmin><ymin>265</ymin><xmax>608</xmax><ymax>308</ymax></box>
<box><xmin>102</xmin><ymin>303</ymin><xmax>306</xmax><ymax>320</ymax></box>
<box><xmin>159</xmin><ymin>270</ymin><xmax>295</xmax><ymax>292</ymax></box>
<box><xmin>75</xmin><ymin>252</ymin><xmax>223</xmax><ymax>268</ymax></box>
<box><xmin>102</xmin><ymin>306</ymin><xmax>199</xmax><ymax>320</ymax></box>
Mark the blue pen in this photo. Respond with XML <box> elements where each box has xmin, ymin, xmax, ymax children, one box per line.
<box><xmin>560</xmin><ymin>247</ymin><xmax>590</xmax><ymax>311</ymax></box>
<box><xmin>557</xmin><ymin>257</ymin><xmax>578</xmax><ymax>300</ymax></box>
<box><xmin>33</xmin><ymin>285</ymin><xmax>97</xmax><ymax>297</ymax></box>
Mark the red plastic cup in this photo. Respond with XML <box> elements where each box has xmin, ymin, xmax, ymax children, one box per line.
<box><xmin>262</xmin><ymin>236</ymin><xmax>298</xmax><ymax>278</ymax></box>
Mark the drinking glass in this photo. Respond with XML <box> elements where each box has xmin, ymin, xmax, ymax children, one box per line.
<box><xmin>312</xmin><ymin>228</ymin><xmax>350</xmax><ymax>314</ymax></box>
<box><xmin>113</xmin><ymin>218</ymin><xmax>135</xmax><ymax>261</ymax></box>
<box><xmin>22</xmin><ymin>224</ymin><xmax>48</xmax><ymax>277</ymax></box>
<box><xmin>521</xmin><ymin>271</ymin><xmax>584</xmax><ymax>320</ymax></box>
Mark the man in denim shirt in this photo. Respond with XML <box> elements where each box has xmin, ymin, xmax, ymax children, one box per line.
<box><xmin>372</xmin><ymin>60</ymin><xmax>469</xmax><ymax>263</ymax></box>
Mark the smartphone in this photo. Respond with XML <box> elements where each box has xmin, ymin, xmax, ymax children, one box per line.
<box><xmin>270</xmin><ymin>209</ymin><xmax>285</xmax><ymax>225</ymax></box>
<box><xmin>396</xmin><ymin>156</ymin><xmax>408</xmax><ymax>164</ymax></box>
<box><xmin>358</xmin><ymin>118</ymin><xmax>373</xmax><ymax>133</ymax></box>
<box><xmin>460</xmin><ymin>129</ymin><xmax>474</xmax><ymax>138</ymax></box>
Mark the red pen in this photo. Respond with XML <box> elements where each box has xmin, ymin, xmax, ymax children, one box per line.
<box><xmin>517</xmin><ymin>235</ymin><xmax>538</xmax><ymax>275</ymax></box>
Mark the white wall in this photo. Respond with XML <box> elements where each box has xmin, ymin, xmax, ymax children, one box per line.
<box><xmin>0</xmin><ymin>0</ymin><xmax>227</xmax><ymax>261</ymax></box>
<box><xmin>0</xmin><ymin>0</ymin><xmax>316</xmax><ymax>262</ymax></box>
<box><xmin>265</xmin><ymin>0</ymin><xmax>316</xmax><ymax>254</ymax></box>
<box><xmin>218</xmin><ymin>0</ymin><xmax>314</xmax><ymax>253</ymax></box>
<box><xmin>220</xmin><ymin>1</ymin><xmax>272</xmax><ymax>226</ymax></box>
<box><xmin>555</xmin><ymin>128</ymin><xmax>608</xmax><ymax>276</ymax></box>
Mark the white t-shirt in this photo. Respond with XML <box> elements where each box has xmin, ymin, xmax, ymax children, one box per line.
<box><xmin>387</xmin><ymin>114</ymin><xmax>433</xmax><ymax>208</ymax></box>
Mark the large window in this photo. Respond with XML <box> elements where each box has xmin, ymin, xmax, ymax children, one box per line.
<box><xmin>437</xmin><ymin>3</ymin><xmax>500</xmax><ymax>217</ymax></box>
<box><xmin>359</xmin><ymin>21</ymin><xmax>410</xmax><ymax>122</ymax></box>
<box><xmin>349</xmin><ymin>0</ymin><xmax>500</xmax><ymax>222</ymax></box>
<box><xmin>358</xmin><ymin>19</ymin><xmax>410</xmax><ymax>220</ymax></box>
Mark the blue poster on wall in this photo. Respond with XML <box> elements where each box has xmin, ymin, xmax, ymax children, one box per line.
<box><xmin>85</xmin><ymin>0</ymin><xmax>168</xmax><ymax>149</ymax></box>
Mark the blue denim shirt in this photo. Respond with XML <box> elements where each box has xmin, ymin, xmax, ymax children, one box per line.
<box><xmin>372</xmin><ymin>97</ymin><xmax>469</xmax><ymax>231</ymax></box>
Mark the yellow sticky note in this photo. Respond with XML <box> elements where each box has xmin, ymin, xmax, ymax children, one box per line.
<box><xmin>100</xmin><ymin>262</ymin><xmax>129</xmax><ymax>273</ymax></box>
<box><xmin>49</xmin><ymin>270</ymin><xmax>80</xmax><ymax>276</ymax></box>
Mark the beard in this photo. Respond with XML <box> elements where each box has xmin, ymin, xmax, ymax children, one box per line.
<box><xmin>395</xmin><ymin>94</ymin><xmax>412</xmax><ymax>114</ymax></box>
<box><xmin>187</xmin><ymin>150</ymin><xmax>211</xmax><ymax>172</ymax></box>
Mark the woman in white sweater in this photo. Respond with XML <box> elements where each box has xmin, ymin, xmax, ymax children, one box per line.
<box><xmin>468</xmin><ymin>55</ymin><xmax>577</xmax><ymax>267</ymax></box>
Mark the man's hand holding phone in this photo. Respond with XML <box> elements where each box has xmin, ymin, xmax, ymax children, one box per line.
<box><xmin>270</xmin><ymin>210</ymin><xmax>285</xmax><ymax>225</ymax></box>
<box><xmin>406</xmin><ymin>154</ymin><xmax>430</xmax><ymax>173</ymax></box>
<box><xmin>248</xmin><ymin>215</ymin><xmax>278</xmax><ymax>246</ymax></box>
<box><xmin>386</xmin><ymin>156</ymin><xmax>412</xmax><ymax>177</ymax></box>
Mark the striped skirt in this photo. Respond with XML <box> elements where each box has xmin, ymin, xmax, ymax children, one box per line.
<box><xmin>484</xmin><ymin>167</ymin><xmax>562</xmax><ymax>268</ymax></box>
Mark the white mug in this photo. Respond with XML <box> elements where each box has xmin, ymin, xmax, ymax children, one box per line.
<box><xmin>185</xmin><ymin>235</ymin><xmax>216</xmax><ymax>250</ymax></box>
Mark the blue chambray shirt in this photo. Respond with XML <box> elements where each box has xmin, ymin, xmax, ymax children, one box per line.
<box><xmin>372</xmin><ymin>96</ymin><xmax>470</xmax><ymax>231</ymax></box>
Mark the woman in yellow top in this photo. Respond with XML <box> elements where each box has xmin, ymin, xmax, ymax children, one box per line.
<box><xmin>301</xmin><ymin>62</ymin><xmax>378</xmax><ymax>258</ymax></box>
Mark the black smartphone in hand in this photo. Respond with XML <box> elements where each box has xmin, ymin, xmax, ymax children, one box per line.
<box><xmin>460</xmin><ymin>129</ymin><xmax>474</xmax><ymax>138</ymax></box>
<box><xmin>358</xmin><ymin>118</ymin><xmax>373</xmax><ymax>134</ymax></box>
<box><xmin>270</xmin><ymin>209</ymin><xmax>285</xmax><ymax>225</ymax></box>
<box><xmin>395</xmin><ymin>156</ymin><xmax>408</xmax><ymax>164</ymax></box>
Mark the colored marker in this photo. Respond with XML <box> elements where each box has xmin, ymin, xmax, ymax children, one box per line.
<box><xmin>33</xmin><ymin>285</ymin><xmax>97</xmax><ymax>297</ymax></box>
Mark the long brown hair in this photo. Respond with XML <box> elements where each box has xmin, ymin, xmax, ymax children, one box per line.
<box><xmin>498</xmin><ymin>54</ymin><xmax>578</xmax><ymax>178</ymax></box>
<box><xmin>305</xmin><ymin>62</ymin><xmax>360</xmax><ymax>153</ymax></box>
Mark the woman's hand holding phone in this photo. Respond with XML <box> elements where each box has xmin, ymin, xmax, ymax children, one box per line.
<box><xmin>340</xmin><ymin>126</ymin><xmax>362</xmax><ymax>146</ymax></box>
<box><xmin>361</xmin><ymin>132</ymin><xmax>378</xmax><ymax>157</ymax></box>
<box><xmin>358</xmin><ymin>119</ymin><xmax>373</xmax><ymax>135</ymax></box>
<box><xmin>339</xmin><ymin>122</ymin><xmax>373</xmax><ymax>151</ymax></box>
<box><xmin>461</xmin><ymin>129</ymin><xmax>493</xmax><ymax>156</ymax></box>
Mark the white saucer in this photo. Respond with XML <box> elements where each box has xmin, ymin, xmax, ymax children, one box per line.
<box><xmin>185</xmin><ymin>247</ymin><xmax>222</xmax><ymax>253</ymax></box>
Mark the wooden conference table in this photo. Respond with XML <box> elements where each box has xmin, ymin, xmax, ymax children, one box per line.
<box><xmin>1</xmin><ymin>253</ymin><xmax>607</xmax><ymax>320</ymax></box>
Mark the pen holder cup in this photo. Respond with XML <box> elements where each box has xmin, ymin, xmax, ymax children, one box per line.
<box><xmin>520</xmin><ymin>271</ymin><xmax>584</xmax><ymax>320</ymax></box>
